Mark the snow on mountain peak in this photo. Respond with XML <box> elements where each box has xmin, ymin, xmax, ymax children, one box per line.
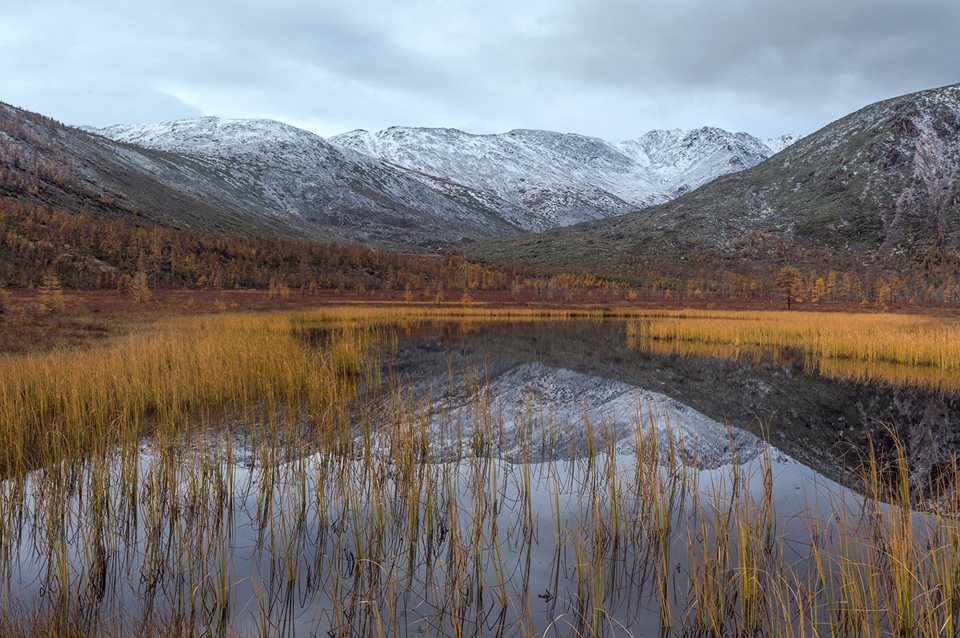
<box><xmin>99</xmin><ymin>116</ymin><xmax>329</xmax><ymax>159</ymax></box>
<box><xmin>614</xmin><ymin>127</ymin><xmax>788</xmax><ymax>196</ymax></box>
<box><xmin>328</xmin><ymin>124</ymin><xmax>799</xmax><ymax>225</ymax></box>
<box><xmin>99</xmin><ymin>114</ymin><xmax>801</xmax><ymax>234</ymax></box>
<box><xmin>329</xmin><ymin>125</ymin><xmax>665</xmax><ymax>229</ymax></box>
<box><xmin>93</xmin><ymin>116</ymin><xmax>525</xmax><ymax>248</ymax></box>
<box><xmin>764</xmin><ymin>134</ymin><xmax>803</xmax><ymax>154</ymax></box>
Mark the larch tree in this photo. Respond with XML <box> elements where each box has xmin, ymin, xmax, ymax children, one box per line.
<box><xmin>0</xmin><ymin>284</ymin><xmax>9</xmax><ymax>321</ymax></box>
<box><xmin>37</xmin><ymin>273</ymin><xmax>64</xmax><ymax>314</ymax></box>
<box><xmin>811</xmin><ymin>277</ymin><xmax>827</xmax><ymax>304</ymax></box>
<box><xmin>875</xmin><ymin>278</ymin><xmax>893</xmax><ymax>310</ymax></box>
<box><xmin>130</xmin><ymin>268</ymin><xmax>152</xmax><ymax>303</ymax></box>
<box><xmin>775</xmin><ymin>266</ymin><xmax>805</xmax><ymax>310</ymax></box>
<box><xmin>825</xmin><ymin>271</ymin><xmax>838</xmax><ymax>302</ymax></box>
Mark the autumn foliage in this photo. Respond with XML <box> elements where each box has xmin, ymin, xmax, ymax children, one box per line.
<box><xmin>0</xmin><ymin>197</ymin><xmax>516</xmax><ymax>292</ymax></box>
<box><xmin>1</xmin><ymin>193</ymin><xmax>958</xmax><ymax>310</ymax></box>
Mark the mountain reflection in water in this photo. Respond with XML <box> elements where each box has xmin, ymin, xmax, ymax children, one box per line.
<box><xmin>386</xmin><ymin>318</ymin><xmax>960</xmax><ymax>495</ymax></box>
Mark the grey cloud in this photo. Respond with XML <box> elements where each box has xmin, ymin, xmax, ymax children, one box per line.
<box><xmin>527</xmin><ymin>0</ymin><xmax>960</xmax><ymax>133</ymax></box>
<box><xmin>0</xmin><ymin>0</ymin><xmax>956</xmax><ymax>138</ymax></box>
<box><xmin>3</xmin><ymin>85</ymin><xmax>202</xmax><ymax>128</ymax></box>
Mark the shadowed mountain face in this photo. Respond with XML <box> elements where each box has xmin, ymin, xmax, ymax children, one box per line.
<box><xmin>470</xmin><ymin>84</ymin><xmax>960</xmax><ymax>277</ymax></box>
<box><xmin>378</xmin><ymin>319</ymin><xmax>960</xmax><ymax>496</ymax></box>
<box><xmin>0</xmin><ymin>105</ymin><xmax>522</xmax><ymax>251</ymax></box>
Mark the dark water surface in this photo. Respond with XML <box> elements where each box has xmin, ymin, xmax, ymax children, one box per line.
<box><xmin>387</xmin><ymin>319</ymin><xmax>960</xmax><ymax>492</ymax></box>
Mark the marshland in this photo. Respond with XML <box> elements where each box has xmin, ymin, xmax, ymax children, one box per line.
<box><xmin>4</xmin><ymin>306</ymin><xmax>960</xmax><ymax>637</ymax></box>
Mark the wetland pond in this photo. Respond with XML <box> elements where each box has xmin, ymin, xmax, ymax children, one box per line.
<box><xmin>6</xmin><ymin>317</ymin><xmax>960</xmax><ymax>637</ymax></box>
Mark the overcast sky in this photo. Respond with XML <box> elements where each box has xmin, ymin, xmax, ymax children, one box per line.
<box><xmin>2</xmin><ymin>0</ymin><xmax>958</xmax><ymax>139</ymax></box>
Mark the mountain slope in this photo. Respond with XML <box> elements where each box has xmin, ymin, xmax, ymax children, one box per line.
<box><xmin>614</xmin><ymin>127</ymin><xmax>776</xmax><ymax>198</ymax></box>
<box><xmin>2</xmin><ymin>100</ymin><xmax>802</xmax><ymax>254</ymax></box>
<box><xmin>0</xmin><ymin>104</ymin><xmax>286</xmax><ymax>237</ymax></box>
<box><xmin>329</xmin><ymin>127</ymin><xmax>651</xmax><ymax>230</ymax></box>
<box><xmin>470</xmin><ymin>84</ymin><xmax>960</xmax><ymax>278</ymax></box>
<box><xmin>0</xmin><ymin>105</ymin><xmax>525</xmax><ymax>252</ymax></box>
<box><xmin>329</xmin><ymin>126</ymin><xmax>795</xmax><ymax>231</ymax></box>
<box><xmin>92</xmin><ymin>117</ymin><xmax>523</xmax><ymax>249</ymax></box>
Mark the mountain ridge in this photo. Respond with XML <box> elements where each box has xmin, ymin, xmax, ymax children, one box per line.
<box><xmin>85</xmin><ymin>115</ymin><xmax>800</xmax><ymax>236</ymax></box>
<box><xmin>1</xmin><ymin>105</ymin><xmax>525</xmax><ymax>251</ymax></box>
<box><xmin>467</xmin><ymin>83</ymin><xmax>960</xmax><ymax>282</ymax></box>
<box><xmin>328</xmin><ymin>124</ymin><xmax>798</xmax><ymax>230</ymax></box>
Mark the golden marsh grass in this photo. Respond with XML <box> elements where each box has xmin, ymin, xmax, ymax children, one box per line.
<box><xmin>628</xmin><ymin>310</ymin><xmax>960</xmax><ymax>393</ymax></box>
<box><xmin>629</xmin><ymin>310</ymin><xmax>960</xmax><ymax>369</ymax></box>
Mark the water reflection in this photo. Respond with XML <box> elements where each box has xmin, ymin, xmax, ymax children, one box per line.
<box><xmin>381</xmin><ymin>356</ymin><xmax>773</xmax><ymax>469</ymax></box>
<box><xmin>3</xmin><ymin>317</ymin><xmax>960</xmax><ymax>636</ymax></box>
<box><xmin>388</xmin><ymin>318</ymin><xmax>960</xmax><ymax>495</ymax></box>
<box><xmin>5</xmin><ymin>438</ymin><xmax>819</xmax><ymax>637</ymax></box>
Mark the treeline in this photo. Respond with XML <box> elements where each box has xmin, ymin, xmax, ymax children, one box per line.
<box><xmin>574</xmin><ymin>262</ymin><xmax>960</xmax><ymax>307</ymax></box>
<box><xmin>4</xmin><ymin>194</ymin><xmax>959</xmax><ymax>309</ymax></box>
<box><xmin>493</xmin><ymin>230</ymin><xmax>960</xmax><ymax>307</ymax></box>
<box><xmin>673</xmin><ymin>230</ymin><xmax>960</xmax><ymax>306</ymax></box>
<box><xmin>0</xmin><ymin>198</ymin><xmax>629</xmax><ymax>297</ymax></box>
<box><xmin>661</xmin><ymin>267</ymin><xmax>949</xmax><ymax>308</ymax></box>
<box><xmin>0</xmin><ymin>198</ymin><xmax>496</xmax><ymax>291</ymax></box>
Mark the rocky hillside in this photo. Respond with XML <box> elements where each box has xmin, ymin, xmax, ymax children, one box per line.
<box><xmin>470</xmin><ymin>84</ymin><xmax>960</xmax><ymax>278</ymax></box>
<box><xmin>0</xmin><ymin>106</ymin><xmax>523</xmax><ymax>251</ymax></box>
<box><xmin>88</xmin><ymin>116</ymin><xmax>524</xmax><ymax>249</ymax></box>
<box><xmin>330</xmin><ymin>126</ymin><xmax>796</xmax><ymax>231</ymax></box>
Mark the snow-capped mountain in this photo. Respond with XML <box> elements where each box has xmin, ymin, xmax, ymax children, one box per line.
<box><xmin>330</xmin><ymin>126</ymin><xmax>798</xmax><ymax>230</ymax></box>
<box><xmin>764</xmin><ymin>134</ymin><xmax>803</xmax><ymax>154</ymax></box>
<box><xmin>329</xmin><ymin>127</ymin><xmax>655</xmax><ymax>231</ymax></box>
<box><xmin>95</xmin><ymin>117</ymin><xmax>523</xmax><ymax>249</ymax></box>
<box><xmin>470</xmin><ymin>83</ymin><xmax>960</xmax><ymax>276</ymax></box>
<box><xmin>615</xmin><ymin>127</ymin><xmax>778</xmax><ymax>198</ymax></box>
<box><xmin>90</xmin><ymin>115</ymin><xmax>799</xmax><ymax>242</ymax></box>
